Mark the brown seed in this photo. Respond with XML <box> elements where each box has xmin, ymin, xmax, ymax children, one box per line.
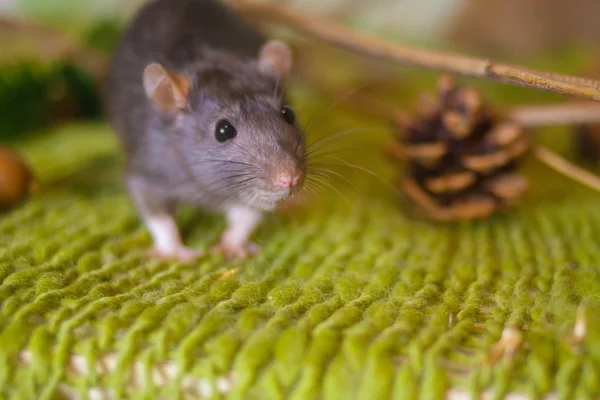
<box><xmin>0</xmin><ymin>146</ymin><xmax>34</xmax><ymax>211</ymax></box>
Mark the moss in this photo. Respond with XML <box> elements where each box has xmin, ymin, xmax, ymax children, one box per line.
<box><xmin>0</xmin><ymin>62</ymin><xmax>102</xmax><ymax>141</ymax></box>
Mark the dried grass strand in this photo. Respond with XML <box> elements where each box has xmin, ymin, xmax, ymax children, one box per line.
<box><xmin>509</xmin><ymin>102</ymin><xmax>600</xmax><ymax>127</ymax></box>
<box><xmin>535</xmin><ymin>146</ymin><xmax>600</xmax><ymax>192</ymax></box>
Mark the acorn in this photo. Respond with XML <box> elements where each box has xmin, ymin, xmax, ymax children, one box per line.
<box><xmin>389</xmin><ymin>76</ymin><xmax>530</xmax><ymax>221</ymax></box>
<box><xmin>0</xmin><ymin>146</ymin><xmax>35</xmax><ymax>211</ymax></box>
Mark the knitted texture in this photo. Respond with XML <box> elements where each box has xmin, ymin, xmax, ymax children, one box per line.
<box><xmin>1</xmin><ymin>90</ymin><xmax>600</xmax><ymax>399</ymax></box>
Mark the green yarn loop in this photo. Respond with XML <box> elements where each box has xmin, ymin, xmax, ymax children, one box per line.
<box><xmin>1</xmin><ymin>100</ymin><xmax>600</xmax><ymax>398</ymax></box>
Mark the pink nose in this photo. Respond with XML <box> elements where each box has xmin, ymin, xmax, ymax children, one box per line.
<box><xmin>274</xmin><ymin>169</ymin><xmax>301</xmax><ymax>188</ymax></box>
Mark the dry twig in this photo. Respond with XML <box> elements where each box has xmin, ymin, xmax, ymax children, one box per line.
<box><xmin>217</xmin><ymin>267</ymin><xmax>242</xmax><ymax>281</ymax></box>
<box><xmin>535</xmin><ymin>147</ymin><xmax>600</xmax><ymax>192</ymax></box>
<box><xmin>233</xmin><ymin>1</ymin><xmax>600</xmax><ymax>102</ymax></box>
<box><xmin>302</xmin><ymin>70</ymin><xmax>600</xmax><ymax>127</ymax></box>
<box><xmin>509</xmin><ymin>103</ymin><xmax>600</xmax><ymax>127</ymax></box>
<box><xmin>571</xmin><ymin>302</ymin><xmax>587</xmax><ymax>344</ymax></box>
<box><xmin>483</xmin><ymin>325</ymin><xmax>523</xmax><ymax>365</ymax></box>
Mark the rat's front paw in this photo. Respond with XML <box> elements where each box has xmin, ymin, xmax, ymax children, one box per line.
<box><xmin>149</xmin><ymin>245</ymin><xmax>204</xmax><ymax>262</ymax></box>
<box><xmin>211</xmin><ymin>241</ymin><xmax>260</xmax><ymax>260</ymax></box>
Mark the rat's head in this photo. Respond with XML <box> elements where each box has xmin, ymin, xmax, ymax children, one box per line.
<box><xmin>143</xmin><ymin>40</ymin><xmax>306</xmax><ymax>211</ymax></box>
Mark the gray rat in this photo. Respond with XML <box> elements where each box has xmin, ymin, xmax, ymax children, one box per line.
<box><xmin>105</xmin><ymin>0</ymin><xmax>306</xmax><ymax>260</ymax></box>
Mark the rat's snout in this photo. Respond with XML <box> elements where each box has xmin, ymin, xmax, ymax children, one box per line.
<box><xmin>274</xmin><ymin>168</ymin><xmax>302</xmax><ymax>189</ymax></box>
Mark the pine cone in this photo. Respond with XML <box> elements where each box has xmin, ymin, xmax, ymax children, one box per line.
<box><xmin>389</xmin><ymin>76</ymin><xmax>530</xmax><ymax>221</ymax></box>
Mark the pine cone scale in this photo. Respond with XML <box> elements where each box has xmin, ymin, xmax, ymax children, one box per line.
<box><xmin>424</xmin><ymin>171</ymin><xmax>477</xmax><ymax>193</ymax></box>
<box><xmin>485</xmin><ymin>174</ymin><xmax>529</xmax><ymax>201</ymax></box>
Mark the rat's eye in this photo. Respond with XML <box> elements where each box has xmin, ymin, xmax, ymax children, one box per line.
<box><xmin>215</xmin><ymin>120</ymin><xmax>237</xmax><ymax>142</ymax></box>
<box><xmin>281</xmin><ymin>105</ymin><xmax>295</xmax><ymax>125</ymax></box>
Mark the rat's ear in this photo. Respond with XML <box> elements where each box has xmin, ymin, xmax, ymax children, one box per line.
<box><xmin>258</xmin><ymin>40</ymin><xmax>293</xmax><ymax>78</ymax></box>
<box><xmin>143</xmin><ymin>63</ymin><xmax>190</xmax><ymax>113</ymax></box>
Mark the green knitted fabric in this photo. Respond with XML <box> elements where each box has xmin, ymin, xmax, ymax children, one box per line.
<box><xmin>2</xmin><ymin>83</ymin><xmax>600</xmax><ymax>400</ymax></box>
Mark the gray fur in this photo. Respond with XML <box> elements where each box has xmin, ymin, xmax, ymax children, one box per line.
<box><xmin>105</xmin><ymin>0</ymin><xmax>306</xmax><ymax>218</ymax></box>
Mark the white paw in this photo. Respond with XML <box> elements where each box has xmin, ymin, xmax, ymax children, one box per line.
<box><xmin>211</xmin><ymin>241</ymin><xmax>260</xmax><ymax>260</ymax></box>
<box><xmin>149</xmin><ymin>245</ymin><xmax>204</xmax><ymax>262</ymax></box>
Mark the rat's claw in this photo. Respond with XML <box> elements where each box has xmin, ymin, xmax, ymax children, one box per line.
<box><xmin>149</xmin><ymin>246</ymin><xmax>204</xmax><ymax>262</ymax></box>
<box><xmin>211</xmin><ymin>241</ymin><xmax>260</xmax><ymax>260</ymax></box>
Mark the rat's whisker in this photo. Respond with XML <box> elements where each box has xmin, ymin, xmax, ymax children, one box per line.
<box><xmin>201</xmin><ymin>174</ymin><xmax>257</xmax><ymax>194</ymax></box>
<box><xmin>303</xmin><ymin>83</ymin><xmax>374</xmax><ymax>135</ymax></box>
<box><xmin>273</xmin><ymin>73</ymin><xmax>281</xmax><ymax>99</ymax></box>
<box><xmin>305</xmin><ymin>127</ymin><xmax>384</xmax><ymax>152</ymax></box>
<box><xmin>294</xmin><ymin>131</ymin><xmax>305</xmax><ymax>155</ymax></box>
<box><xmin>277</xmin><ymin>78</ymin><xmax>291</xmax><ymax>104</ymax></box>
<box><xmin>193</xmin><ymin>158</ymin><xmax>261</xmax><ymax>170</ymax></box>
<box><xmin>309</xmin><ymin>170</ymin><xmax>357</xmax><ymax>195</ymax></box>
<box><xmin>301</xmin><ymin>180</ymin><xmax>325</xmax><ymax>202</ymax></box>
<box><xmin>179</xmin><ymin>167</ymin><xmax>248</xmax><ymax>176</ymax></box>
<box><xmin>163</xmin><ymin>170</ymin><xmax>253</xmax><ymax>190</ymax></box>
<box><xmin>186</xmin><ymin>159</ymin><xmax>265</xmax><ymax>178</ymax></box>
<box><xmin>220</xmin><ymin>180</ymin><xmax>258</xmax><ymax>202</ymax></box>
<box><xmin>313</xmin><ymin>179</ymin><xmax>347</xmax><ymax>202</ymax></box>
<box><xmin>190</xmin><ymin>177</ymin><xmax>257</xmax><ymax>205</ymax></box>
<box><xmin>291</xmin><ymin>188</ymin><xmax>315</xmax><ymax>208</ymax></box>
<box><xmin>165</xmin><ymin>135</ymin><xmax>260</xmax><ymax>191</ymax></box>
<box><xmin>310</xmin><ymin>158</ymin><xmax>401</xmax><ymax>196</ymax></box>
<box><xmin>193</xmin><ymin>170</ymin><xmax>253</xmax><ymax>189</ymax></box>
<box><xmin>304</xmin><ymin>145</ymin><xmax>360</xmax><ymax>162</ymax></box>
<box><xmin>231</xmin><ymin>142</ymin><xmax>261</xmax><ymax>163</ymax></box>
<box><xmin>299</xmin><ymin>107</ymin><xmax>318</xmax><ymax>136</ymax></box>
<box><xmin>212</xmin><ymin>176</ymin><xmax>257</xmax><ymax>192</ymax></box>
<box><xmin>305</xmin><ymin>175</ymin><xmax>351</xmax><ymax>206</ymax></box>
<box><xmin>309</xmin><ymin>168</ymin><xmax>358</xmax><ymax>192</ymax></box>
<box><xmin>308</xmin><ymin>160</ymin><xmax>376</xmax><ymax>176</ymax></box>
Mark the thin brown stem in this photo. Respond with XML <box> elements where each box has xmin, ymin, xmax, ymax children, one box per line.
<box><xmin>508</xmin><ymin>103</ymin><xmax>600</xmax><ymax>127</ymax></box>
<box><xmin>234</xmin><ymin>1</ymin><xmax>600</xmax><ymax>102</ymax></box>
<box><xmin>535</xmin><ymin>146</ymin><xmax>600</xmax><ymax>192</ymax></box>
<box><xmin>300</xmin><ymin>62</ymin><xmax>600</xmax><ymax>127</ymax></box>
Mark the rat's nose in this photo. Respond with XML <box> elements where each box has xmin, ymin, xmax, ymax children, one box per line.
<box><xmin>274</xmin><ymin>168</ymin><xmax>301</xmax><ymax>188</ymax></box>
